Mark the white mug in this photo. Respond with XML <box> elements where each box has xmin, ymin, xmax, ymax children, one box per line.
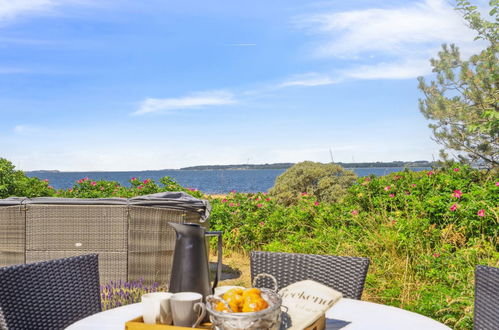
<box><xmin>170</xmin><ymin>292</ymin><xmax>206</xmax><ymax>328</ymax></box>
<box><xmin>141</xmin><ymin>292</ymin><xmax>173</xmax><ymax>325</ymax></box>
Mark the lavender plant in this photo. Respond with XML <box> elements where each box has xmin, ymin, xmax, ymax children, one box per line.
<box><xmin>100</xmin><ymin>278</ymin><xmax>167</xmax><ymax>310</ymax></box>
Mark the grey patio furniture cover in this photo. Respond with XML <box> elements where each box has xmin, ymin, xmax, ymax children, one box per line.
<box><xmin>129</xmin><ymin>192</ymin><xmax>211</xmax><ymax>221</ymax></box>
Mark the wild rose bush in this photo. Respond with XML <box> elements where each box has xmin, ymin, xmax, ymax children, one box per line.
<box><xmin>209</xmin><ymin>165</ymin><xmax>498</xmax><ymax>329</ymax></box>
<box><xmin>54</xmin><ymin>176</ymin><xmax>203</xmax><ymax>199</ymax></box>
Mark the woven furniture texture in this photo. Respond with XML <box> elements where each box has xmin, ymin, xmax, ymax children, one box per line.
<box><xmin>0</xmin><ymin>254</ymin><xmax>101</xmax><ymax>330</ymax></box>
<box><xmin>26</xmin><ymin>250</ymin><xmax>127</xmax><ymax>285</ymax></box>
<box><xmin>128</xmin><ymin>206</ymin><xmax>182</xmax><ymax>252</ymax></box>
<box><xmin>250</xmin><ymin>251</ymin><xmax>370</xmax><ymax>300</ymax></box>
<box><xmin>0</xmin><ymin>194</ymin><xmax>210</xmax><ymax>285</ymax></box>
<box><xmin>0</xmin><ymin>205</ymin><xmax>25</xmax><ymax>267</ymax></box>
<box><xmin>26</xmin><ymin>204</ymin><xmax>128</xmax><ymax>251</ymax></box>
<box><xmin>128</xmin><ymin>206</ymin><xmax>195</xmax><ymax>284</ymax></box>
<box><xmin>474</xmin><ymin>265</ymin><xmax>499</xmax><ymax>330</ymax></box>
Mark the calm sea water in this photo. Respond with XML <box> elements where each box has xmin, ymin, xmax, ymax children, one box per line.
<box><xmin>25</xmin><ymin>167</ymin><xmax>430</xmax><ymax>194</ymax></box>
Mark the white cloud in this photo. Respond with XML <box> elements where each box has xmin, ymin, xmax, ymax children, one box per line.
<box><xmin>0</xmin><ymin>0</ymin><xmax>55</xmax><ymax>21</ymax></box>
<box><xmin>295</xmin><ymin>0</ymin><xmax>485</xmax><ymax>79</ymax></box>
<box><xmin>343</xmin><ymin>58</ymin><xmax>432</xmax><ymax>80</ymax></box>
<box><xmin>13</xmin><ymin>124</ymin><xmax>38</xmax><ymax>135</ymax></box>
<box><xmin>278</xmin><ymin>73</ymin><xmax>337</xmax><ymax>87</ymax></box>
<box><xmin>226</xmin><ymin>43</ymin><xmax>257</xmax><ymax>47</ymax></box>
<box><xmin>134</xmin><ymin>90</ymin><xmax>236</xmax><ymax>115</ymax></box>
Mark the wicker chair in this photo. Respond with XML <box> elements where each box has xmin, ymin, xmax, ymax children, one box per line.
<box><xmin>0</xmin><ymin>254</ymin><xmax>101</xmax><ymax>330</ymax></box>
<box><xmin>250</xmin><ymin>251</ymin><xmax>370</xmax><ymax>300</ymax></box>
<box><xmin>474</xmin><ymin>265</ymin><xmax>499</xmax><ymax>330</ymax></box>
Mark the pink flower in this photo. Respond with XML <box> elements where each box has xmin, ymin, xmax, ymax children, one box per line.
<box><xmin>391</xmin><ymin>220</ymin><xmax>397</xmax><ymax>225</ymax></box>
<box><xmin>137</xmin><ymin>185</ymin><xmax>143</xmax><ymax>190</ymax></box>
<box><xmin>351</xmin><ymin>210</ymin><xmax>359</xmax><ymax>215</ymax></box>
<box><xmin>496</xmin><ymin>182</ymin><xmax>499</xmax><ymax>186</ymax></box>
<box><xmin>255</xmin><ymin>197</ymin><xmax>261</xmax><ymax>201</ymax></box>
<box><xmin>229</xmin><ymin>202</ymin><xmax>235</xmax><ymax>207</ymax></box>
<box><xmin>314</xmin><ymin>201</ymin><xmax>320</xmax><ymax>206</ymax></box>
<box><xmin>265</xmin><ymin>198</ymin><xmax>271</xmax><ymax>202</ymax></box>
<box><xmin>90</xmin><ymin>181</ymin><xmax>97</xmax><ymax>186</ymax></box>
<box><xmin>48</xmin><ymin>185</ymin><xmax>54</xmax><ymax>189</ymax></box>
<box><xmin>100</xmin><ymin>187</ymin><xmax>105</xmax><ymax>191</ymax></box>
<box><xmin>259</xmin><ymin>222</ymin><xmax>264</xmax><ymax>227</ymax></box>
<box><xmin>453</xmin><ymin>168</ymin><xmax>460</xmax><ymax>172</ymax></box>
<box><xmin>450</xmin><ymin>203</ymin><xmax>458</xmax><ymax>211</ymax></box>
<box><xmin>433</xmin><ymin>253</ymin><xmax>440</xmax><ymax>258</ymax></box>
<box><xmin>257</xmin><ymin>203</ymin><xmax>263</xmax><ymax>208</ymax></box>
<box><xmin>427</xmin><ymin>171</ymin><xmax>434</xmax><ymax>176</ymax></box>
<box><xmin>131</xmin><ymin>177</ymin><xmax>137</xmax><ymax>181</ymax></box>
<box><xmin>237</xmin><ymin>203</ymin><xmax>240</xmax><ymax>206</ymax></box>
<box><xmin>43</xmin><ymin>179</ymin><xmax>49</xmax><ymax>182</ymax></box>
<box><xmin>411</xmin><ymin>183</ymin><xmax>417</xmax><ymax>187</ymax></box>
<box><xmin>301</xmin><ymin>192</ymin><xmax>307</xmax><ymax>196</ymax></box>
<box><xmin>477</xmin><ymin>209</ymin><xmax>485</xmax><ymax>217</ymax></box>
<box><xmin>384</xmin><ymin>186</ymin><xmax>391</xmax><ymax>191</ymax></box>
<box><xmin>452</xmin><ymin>190</ymin><xmax>462</xmax><ymax>198</ymax></box>
<box><xmin>389</xmin><ymin>193</ymin><xmax>395</xmax><ymax>198</ymax></box>
<box><xmin>221</xmin><ymin>198</ymin><xmax>227</xmax><ymax>203</ymax></box>
<box><xmin>230</xmin><ymin>190</ymin><xmax>237</xmax><ymax>193</ymax></box>
<box><xmin>263</xmin><ymin>192</ymin><xmax>268</xmax><ymax>195</ymax></box>
<box><xmin>143</xmin><ymin>179</ymin><xmax>151</xmax><ymax>184</ymax></box>
<box><xmin>77</xmin><ymin>179</ymin><xmax>83</xmax><ymax>184</ymax></box>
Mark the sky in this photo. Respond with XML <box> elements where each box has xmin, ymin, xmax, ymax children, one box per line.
<box><xmin>0</xmin><ymin>0</ymin><xmax>489</xmax><ymax>171</ymax></box>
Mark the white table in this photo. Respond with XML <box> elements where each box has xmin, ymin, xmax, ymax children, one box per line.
<box><xmin>65</xmin><ymin>299</ymin><xmax>451</xmax><ymax>330</ymax></box>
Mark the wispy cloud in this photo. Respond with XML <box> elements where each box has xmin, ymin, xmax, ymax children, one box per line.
<box><xmin>342</xmin><ymin>58</ymin><xmax>432</xmax><ymax>80</ymax></box>
<box><xmin>13</xmin><ymin>124</ymin><xmax>38</xmax><ymax>135</ymax></box>
<box><xmin>226</xmin><ymin>43</ymin><xmax>257</xmax><ymax>47</ymax></box>
<box><xmin>295</xmin><ymin>0</ymin><xmax>483</xmax><ymax>79</ymax></box>
<box><xmin>0</xmin><ymin>0</ymin><xmax>98</xmax><ymax>24</ymax></box>
<box><xmin>0</xmin><ymin>0</ymin><xmax>55</xmax><ymax>22</ymax></box>
<box><xmin>134</xmin><ymin>90</ymin><xmax>236</xmax><ymax>115</ymax></box>
<box><xmin>278</xmin><ymin>73</ymin><xmax>337</xmax><ymax>87</ymax></box>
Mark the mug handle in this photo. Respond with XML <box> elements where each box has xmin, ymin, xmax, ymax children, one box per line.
<box><xmin>192</xmin><ymin>302</ymin><xmax>206</xmax><ymax>328</ymax></box>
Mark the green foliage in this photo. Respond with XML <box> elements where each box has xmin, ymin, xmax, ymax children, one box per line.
<box><xmin>209</xmin><ymin>165</ymin><xmax>499</xmax><ymax>330</ymax></box>
<box><xmin>0</xmin><ymin>157</ymin><xmax>203</xmax><ymax>199</ymax></box>
<box><xmin>418</xmin><ymin>0</ymin><xmax>499</xmax><ymax>167</ymax></box>
<box><xmin>55</xmin><ymin>175</ymin><xmax>204</xmax><ymax>199</ymax></box>
<box><xmin>268</xmin><ymin>161</ymin><xmax>357</xmax><ymax>205</ymax></box>
<box><xmin>0</xmin><ymin>158</ymin><xmax>54</xmax><ymax>198</ymax></box>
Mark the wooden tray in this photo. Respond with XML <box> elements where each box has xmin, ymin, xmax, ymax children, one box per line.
<box><xmin>126</xmin><ymin>314</ymin><xmax>324</xmax><ymax>330</ymax></box>
<box><xmin>125</xmin><ymin>317</ymin><xmax>211</xmax><ymax>329</ymax></box>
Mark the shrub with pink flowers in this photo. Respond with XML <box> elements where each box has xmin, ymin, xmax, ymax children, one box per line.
<box><xmin>209</xmin><ymin>164</ymin><xmax>498</xmax><ymax>329</ymax></box>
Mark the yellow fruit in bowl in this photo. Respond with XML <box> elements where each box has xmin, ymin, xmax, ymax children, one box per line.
<box><xmin>215</xmin><ymin>287</ymin><xmax>269</xmax><ymax>313</ymax></box>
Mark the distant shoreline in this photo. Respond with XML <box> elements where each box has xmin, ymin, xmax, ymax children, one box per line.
<box><xmin>26</xmin><ymin>161</ymin><xmax>434</xmax><ymax>173</ymax></box>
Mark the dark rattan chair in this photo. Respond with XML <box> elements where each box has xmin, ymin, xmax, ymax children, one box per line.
<box><xmin>474</xmin><ymin>265</ymin><xmax>499</xmax><ymax>330</ymax></box>
<box><xmin>250</xmin><ymin>251</ymin><xmax>370</xmax><ymax>299</ymax></box>
<box><xmin>0</xmin><ymin>254</ymin><xmax>101</xmax><ymax>330</ymax></box>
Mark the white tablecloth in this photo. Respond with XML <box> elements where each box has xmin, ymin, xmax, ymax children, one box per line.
<box><xmin>65</xmin><ymin>299</ymin><xmax>451</xmax><ymax>330</ymax></box>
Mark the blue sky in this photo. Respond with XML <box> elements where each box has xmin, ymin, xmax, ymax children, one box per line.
<box><xmin>0</xmin><ymin>0</ymin><xmax>487</xmax><ymax>171</ymax></box>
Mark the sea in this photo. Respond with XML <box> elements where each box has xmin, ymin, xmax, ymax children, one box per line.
<box><xmin>26</xmin><ymin>167</ymin><xmax>431</xmax><ymax>194</ymax></box>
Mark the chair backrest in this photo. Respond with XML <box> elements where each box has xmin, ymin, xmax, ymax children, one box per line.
<box><xmin>474</xmin><ymin>265</ymin><xmax>499</xmax><ymax>330</ymax></box>
<box><xmin>0</xmin><ymin>254</ymin><xmax>101</xmax><ymax>330</ymax></box>
<box><xmin>250</xmin><ymin>251</ymin><xmax>370</xmax><ymax>299</ymax></box>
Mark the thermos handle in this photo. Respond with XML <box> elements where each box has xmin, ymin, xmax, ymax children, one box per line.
<box><xmin>206</xmin><ymin>231</ymin><xmax>222</xmax><ymax>291</ymax></box>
